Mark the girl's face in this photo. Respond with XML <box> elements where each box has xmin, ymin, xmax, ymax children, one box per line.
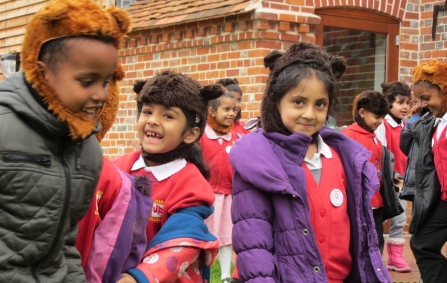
<box><xmin>413</xmin><ymin>83</ymin><xmax>444</xmax><ymax>117</ymax></box>
<box><xmin>389</xmin><ymin>95</ymin><xmax>410</xmax><ymax>119</ymax></box>
<box><xmin>138</xmin><ymin>103</ymin><xmax>199</xmax><ymax>158</ymax></box>
<box><xmin>359</xmin><ymin>108</ymin><xmax>384</xmax><ymax>131</ymax></box>
<box><xmin>230</xmin><ymin>91</ymin><xmax>242</xmax><ymax>118</ymax></box>
<box><xmin>210</xmin><ymin>96</ymin><xmax>237</xmax><ymax>127</ymax></box>
<box><xmin>277</xmin><ymin>75</ymin><xmax>329</xmax><ymax>136</ymax></box>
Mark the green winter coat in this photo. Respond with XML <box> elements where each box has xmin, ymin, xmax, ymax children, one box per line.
<box><xmin>0</xmin><ymin>71</ymin><xmax>103</xmax><ymax>282</ymax></box>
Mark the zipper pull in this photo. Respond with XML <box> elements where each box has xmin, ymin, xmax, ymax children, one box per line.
<box><xmin>75</xmin><ymin>141</ymin><xmax>82</xmax><ymax>171</ymax></box>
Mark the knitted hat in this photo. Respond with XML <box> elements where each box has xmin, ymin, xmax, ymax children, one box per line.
<box><xmin>413</xmin><ymin>60</ymin><xmax>447</xmax><ymax>117</ymax></box>
<box><xmin>381</xmin><ymin>81</ymin><xmax>411</xmax><ymax>108</ymax></box>
<box><xmin>261</xmin><ymin>42</ymin><xmax>346</xmax><ymax>135</ymax></box>
<box><xmin>21</xmin><ymin>0</ymin><xmax>131</xmax><ymax>139</ymax></box>
<box><xmin>134</xmin><ymin>70</ymin><xmax>224</xmax><ymax>164</ymax></box>
<box><xmin>354</xmin><ymin>90</ymin><xmax>389</xmax><ymax>132</ymax></box>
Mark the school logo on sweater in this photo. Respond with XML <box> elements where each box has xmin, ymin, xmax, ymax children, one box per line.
<box><xmin>151</xmin><ymin>199</ymin><xmax>164</xmax><ymax>221</ymax></box>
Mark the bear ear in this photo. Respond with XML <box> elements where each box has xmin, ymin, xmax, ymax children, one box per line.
<box><xmin>380</xmin><ymin>82</ymin><xmax>389</xmax><ymax>91</ymax></box>
<box><xmin>330</xmin><ymin>55</ymin><xmax>347</xmax><ymax>79</ymax></box>
<box><xmin>200</xmin><ymin>84</ymin><xmax>225</xmax><ymax>103</ymax></box>
<box><xmin>39</xmin><ymin>1</ymin><xmax>69</xmax><ymax>22</ymax></box>
<box><xmin>107</xmin><ymin>6</ymin><xmax>132</xmax><ymax>34</ymax></box>
<box><xmin>112</xmin><ymin>63</ymin><xmax>125</xmax><ymax>82</ymax></box>
<box><xmin>133</xmin><ymin>80</ymin><xmax>147</xmax><ymax>94</ymax></box>
<box><xmin>264</xmin><ymin>50</ymin><xmax>283</xmax><ymax>70</ymax></box>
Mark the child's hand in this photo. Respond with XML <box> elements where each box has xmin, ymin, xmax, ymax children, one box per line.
<box><xmin>394</xmin><ymin>176</ymin><xmax>404</xmax><ymax>193</ymax></box>
<box><xmin>116</xmin><ymin>273</ymin><xmax>137</xmax><ymax>283</ymax></box>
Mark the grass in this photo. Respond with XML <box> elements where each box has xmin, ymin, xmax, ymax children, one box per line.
<box><xmin>210</xmin><ymin>260</ymin><xmax>235</xmax><ymax>283</ymax></box>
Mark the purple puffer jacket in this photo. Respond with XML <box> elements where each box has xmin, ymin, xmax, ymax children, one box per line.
<box><xmin>230</xmin><ymin>127</ymin><xmax>391</xmax><ymax>283</ymax></box>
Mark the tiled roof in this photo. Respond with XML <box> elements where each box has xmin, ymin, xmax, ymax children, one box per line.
<box><xmin>127</xmin><ymin>0</ymin><xmax>257</xmax><ymax>30</ymax></box>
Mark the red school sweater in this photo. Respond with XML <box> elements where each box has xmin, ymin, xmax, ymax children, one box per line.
<box><xmin>383</xmin><ymin>118</ymin><xmax>407</xmax><ymax>176</ymax></box>
<box><xmin>199</xmin><ymin>131</ymin><xmax>238</xmax><ymax>195</ymax></box>
<box><xmin>342</xmin><ymin>123</ymin><xmax>383</xmax><ymax>207</ymax></box>
<box><xmin>112</xmin><ymin>151</ymin><xmax>215</xmax><ymax>242</ymax></box>
<box><xmin>433</xmin><ymin>125</ymin><xmax>447</xmax><ymax>202</ymax></box>
<box><xmin>303</xmin><ymin>147</ymin><xmax>352</xmax><ymax>283</ymax></box>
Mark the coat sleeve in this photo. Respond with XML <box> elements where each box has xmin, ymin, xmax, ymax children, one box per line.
<box><xmin>63</xmin><ymin>223</ymin><xmax>86</xmax><ymax>283</ymax></box>
<box><xmin>231</xmin><ymin>172</ymin><xmax>276</xmax><ymax>283</ymax></box>
<box><xmin>399</xmin><ymin>127</ymin><xmax>414</xmax><ymax>156</ymax></box>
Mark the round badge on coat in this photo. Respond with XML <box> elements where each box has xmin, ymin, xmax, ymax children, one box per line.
<box><xmin>226</xmin><ymin>145</ymin><xmax>232</xmax><ymax>154</ymax></box>
<box><xmin>330</xmin><ymin>189</ymin><xmax>344</xmax><ymax>207</ymax></box>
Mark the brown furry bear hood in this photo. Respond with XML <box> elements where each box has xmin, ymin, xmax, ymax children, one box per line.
<box><xmin>21</xmin><ymin>0</ymin><xmax>131</xmax><ymax>140</ymax></box>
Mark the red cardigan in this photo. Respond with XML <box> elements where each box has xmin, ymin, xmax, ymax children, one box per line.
<box><xmin>433</xmin><ymin>125</ymin><xmax>447</xmax><ymax>202</ymax></box>
<box><xmin>342</xmin><ymin>123</ymin><xmax>383</xmax><ymax>208</ymax></box>
<box><xmin>199</xmin><ymin>132</ymin><xmax>238</xmax><ymax>194</ymax></box>
<box><xmin>383</xmin><ymin>119</ymin><xmax>407</xmax><ymax>176</ymax></box>
<box><xmin>303</xmin><ymin>147</ymin><xmax>352</xmax><ymax>283</ymax></box>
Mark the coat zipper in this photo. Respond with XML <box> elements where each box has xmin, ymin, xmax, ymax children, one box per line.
<box><xmin>31</xmin><ymin>141</ymin><xmax>71</xmax><ymax>282</ymax></box>
<box><xmin>2</xmin><ymin>152</ymin><xmax>51</xmax><ymax>167</ymax></box>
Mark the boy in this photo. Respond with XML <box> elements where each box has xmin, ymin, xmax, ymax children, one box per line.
<box><xmin>0</xmin><ymin>0</ymin><xmax>131</xmax><ymax>282</ymax></box>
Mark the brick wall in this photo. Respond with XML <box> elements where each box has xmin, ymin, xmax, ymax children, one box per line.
<box><xmin>103</xmin><ymin>5</ymin><xmax>321</xmax><ymax>158</ymax></box>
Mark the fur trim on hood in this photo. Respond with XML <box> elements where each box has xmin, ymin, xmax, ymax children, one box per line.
<box><xmin>413</xmin><ymin>60</ymin><xmax>447</xmax><ymax>117</ymax></box>
<box><xmin>21</xmin><ymin>0</ymin><xmax>131</xmax><ymax>139</ymax></box>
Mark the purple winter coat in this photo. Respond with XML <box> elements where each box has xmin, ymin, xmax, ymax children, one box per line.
<box><xmin>230</xmin><ymin>127</ymin><xmax>391</xmax><ymax>283</ymax></box>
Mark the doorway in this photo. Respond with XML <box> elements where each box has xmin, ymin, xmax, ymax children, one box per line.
<box><xmin>316</xmin><ymin>8</ymin><xmax>400</xmax><ymax>127</ymax></box>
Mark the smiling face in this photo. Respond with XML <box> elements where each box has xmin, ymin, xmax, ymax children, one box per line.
<box><xmin>137</xmin><ymin>103</ymin><xmax>199</xmax><ymax>163</ymax></box>
<box><xmin>38</xmin><ymin>38</ymin><xmax>117</xmax><ymax>120</ymax></box>
<box><xmin>389</xmin><ymin>95</ymin><xmax>410</xmax><ymax>119</ymax></box>
<box><xmin>230</xmin><ymin>91</ymin><xmax>242</xmax><ymax>117</ymax></box>
<box><xmin>359</xmin><ymin>108</ymin><xmax>384</xmax><ymax>131</ymax></box>
<box><xmin>277</xmin><ymin>75</ymin><xmax>329</xmax><ymax>136</ymax></box>
<box><xmin>210</xmin><ymin>96</ymin><xmax>237</xmax><ymax>127</ymax></box>
<box><xmin>413</xmin><ymin>82</ymin><xmax>444</xmax><ymax>117</ymax></box>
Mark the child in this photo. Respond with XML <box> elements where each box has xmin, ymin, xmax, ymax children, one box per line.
<box><xmin>199</xmin><ymin>92</ymin><xmax>238</xmax><ymax>283</ymax></box>
<box><xmin>230</xmin><ymin>42</ymin><xmax>390</xmax><ymax>283</ymax></box>
<box><xmin>0</xmin><ymin>0</ymin><xmax>130</xmax><ymax>281</ymax></box>
<box><xmin>112</xmin><ymin>70</ymin><xmax>223</xmax><ymax>283</ymax></box>
<box><xmin>375</xmin><ymin>81</ymin><xmax>411</xmax><ymax>273</ymax></box>
<box><xmin>343</xmin><ymin>90</ymin><xmax>402</xmax><ymax>255</ymax></box>
<box><xmin>217</xmin><ymin>78</ymin><xmax>250</xmax><ymax>136</ymax></box>
<box><xmin>408</xmin><ymin>60</ymin><xmax>447</xmax><ymax>282</ymax></box>
<box><xmin>76</xmin><ymin>61</ymin><xmax>153</xmax><ymax>282</ymax></box>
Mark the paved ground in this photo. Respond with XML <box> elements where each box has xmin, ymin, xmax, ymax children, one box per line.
<box><xmin>383</xmin><ymin>234</ymin><xmax>447</xmax><ymax>283</ymax></box>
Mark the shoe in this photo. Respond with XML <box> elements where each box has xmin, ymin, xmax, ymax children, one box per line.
<box><xmin>231</xmin><ymin>279</ymin><xmax>242</xmax><ymax>283</ymax></box>
<box><xmin>386</xmin><ymin>238</ymin><xmax>411</xmax><ymax>273</ymax></box>
<box><xmin>222</xmin><ymin>278</ymin><xmax>231</xmax><ymax>283</ymax></box>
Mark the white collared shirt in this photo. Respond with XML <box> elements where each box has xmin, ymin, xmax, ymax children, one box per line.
<box><xmin>204</xmin><ymin>124</ymin><xmax>232</xmax><ymax>145</ymax></box>
<box><xmin>434</xmin><ymin>112</ymin><xmax>447</xmax><ymax>141</ymax></box>
<box><xmin>303</xmin><ymin>135</ymin><xmax>333</xmax><ymax>170</ymax></box>
<box><xmin>375</xmin><ymin>114</ymin><xmax>404</xmax><ymax>147</ymax></box>
<box><xmin>131</xmin><ymin>155</ymin><xmax>186</xmax><ymax>181</ymax></box>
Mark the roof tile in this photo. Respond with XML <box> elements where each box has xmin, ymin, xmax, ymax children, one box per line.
<box><xmin>127</xmin><ymin>0</ymin><xmax>257</xmax><ymax>30</ymax></box>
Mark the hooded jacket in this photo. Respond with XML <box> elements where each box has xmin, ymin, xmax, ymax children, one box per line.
<box><xmin>0</xmin><ymin>72</ymin><xmax>103</xmax><ymax>282</ymax></box>
<box><xmin>230</xmin><ymin>127</ymin><xmax>390</xmax><ymax>283</ymax></box>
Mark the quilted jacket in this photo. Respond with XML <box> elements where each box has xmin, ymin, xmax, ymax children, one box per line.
<box><xmin>0</xmin><ymin>72</ymin><xmax>103</xmax><ymax>282</ymax></box>
<box><xmin>230</xmin><ymin>127</ymin><xmax>391</xmax><ymax>283</ymax></box>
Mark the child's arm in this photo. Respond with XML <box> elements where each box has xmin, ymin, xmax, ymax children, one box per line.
<box><xmin>120</xmin><ymin>246</ymin><xmax>202</xmax><ymax>283</ymax></box>
<box><xmin>232</xmin><ymin>172</ymin><xmax>275</xmax><ymax>282</ymax></box>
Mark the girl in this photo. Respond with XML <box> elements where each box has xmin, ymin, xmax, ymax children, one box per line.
<box><xmin>217</xmin><ymin>78</ymin><xmax>250</xmax><ymax>136</ymax></box>
<box><xmin>112</xmin><ymin>70</ymin><xmax>223</xmax><ymax>283</ymax></box>
<box><xmin>342</xmin><ymin>90</ymin><xmax>402</xmax><ymax>255</ymax></box>
<box><xmin>199</xmin><ymin>92</ymin><xmax>238</xmax><ymax>283</ymax></box>
<box><xmin>230</xmin><ymin>42</ymin><xmax>390</xmax><ymax>283</ymax></box>
<box><xmin>408</xmin><ymin>60</ymin><xmax>447</xmax><ymax>282</ymax></box>
<box><xmin>375</xmin><ymin>82</ymin><xmax>411</xmax><ymax>273</ymax></box>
